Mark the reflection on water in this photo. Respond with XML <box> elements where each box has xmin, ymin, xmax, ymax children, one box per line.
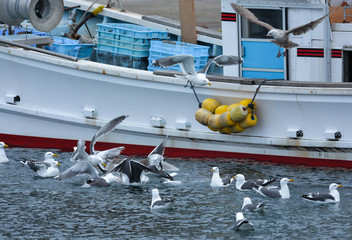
<box><xmin>1</xmin><ymin>148</ymin><xmax>352</xmax><ymax>239</ymax></box>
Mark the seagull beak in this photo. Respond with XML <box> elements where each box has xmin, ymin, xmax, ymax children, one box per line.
<box><xmin>289</xmin><ymin>179</ymin><xmax>294</xmax><ymax>182</ymax></box>
<box><xmin>53</xmin><ymin>154</ymin><xmax>58</xmax><ymax>157</ymax></box>
<box><xmin>4</xmin><ymin>144</ymin><xmax>8</xmax><ymax>148</ymax></box>
<box><xmin>208</xmin><ymin>82</ymin><xmax>211</xmax><ymax>86</ymax></box>
<box><xmin>102</xmin><ymin>162</ymin><xmax>107</xmax><ymax>167</ymax></box>
<box><xmin>232</xmin><ymin>176</ymin><xmax>236</xmax><ymax>180</ymax></box>
<box><xmin>338</xmin><ymin>184</ymin><xmax>343</xmax><ymax>188</ymax></box>
<box><xmin>211</xmin><ymin>169</ymin><xmax>214</xmax><ymax>172</ymax></box>
<box><xmin>57</xmin><ymin>163</ymin><xmax>61</xmax><ymax>166</ymax></box>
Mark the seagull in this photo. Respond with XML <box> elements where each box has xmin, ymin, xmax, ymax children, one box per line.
<box><xmin>253</xmin><ymin>178</ymin><xmax>294</xmax><ymax>199</ymax></box>
<box><xmin>111</xmin><ymin>158</ymin><xmax>151</xmax><ymax>184</ymax></box>
<box><xmin>241</xmin><ymin>197</ymin><xmax>265</xmax><ymax>212</ymax></box>
<box><xmin>22</xmin><ymin>159</ymin><xmax>61</xmax><ymax>178</ymax></box>
<box><xmin>0</xmin><ymin>142</ymin><xmax>9</xmax><ymax>163</ymax></box>
<box><xmin>210</xmin><ymin>167</ymin><xmax>235</xmax><ymax>187</ymax></box>
<box><xmin>235</xmin><ymin>174</ymin><xmax>277</xmax><ymax>191</ymax></box>
<box><xmin>85</xmin><ymin>173</ymin><xmax>119</xmax><ymax>187</ymax></box>
<box><xmin>150</xmin><ymin>188</ymin><xmax>174</xmax><ymax>210</ymax></box>
<box><xmin>234</xmin><ymin>212</ymin><xmax>254</xmax><ymax>231</ymax></box>
<box><xmin>140</xmin><ymin>135</ymin><xmax>179</xmax><ymax>180</ymax></box>
<box><xmin>231</xmin><ymin>3</ymin><xmax>334</xmax><ymax>57</ymax></box>
<box><xmin>301</xmin><ymin>183</ymin><xmax>343</xmax><ymax>203</ymax></box>
<box><xmin>152</xmin><ymin>54</ymin><xmax>242</xmax><ymax>87</ymax></box>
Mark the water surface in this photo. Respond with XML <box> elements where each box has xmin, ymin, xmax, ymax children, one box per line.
<box><xmin>1</xmin><ymin>148</ymin><xmax>351</xmax><ymax>239</ymax></box>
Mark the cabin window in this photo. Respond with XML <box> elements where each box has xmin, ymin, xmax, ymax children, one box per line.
<box><xmin>241</xmin><ymin>9</ymin><xmax>283</xmax><ymax>38</ymax></box>
<box><xmin>343</xmin><ymin>50</ymin><xmax>352</xmax><ymax>82</ymax></box>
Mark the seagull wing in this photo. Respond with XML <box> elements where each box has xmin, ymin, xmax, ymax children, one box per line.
<box><xmin>96</xmin><ymin>146</ymin><xmax>125</xmax><ymax>162</ymax></box>
<box><xmin>130</xmin><ymin>160</ymin><xmax>151</xmax><ymax>183</ymax></box>
<box><xmin>90</xmin><ymin>115</ymin><xmax>128</xmax><ymax>154</ymax></box>
<box><xmin>287</xmin><ymin>11</ymin><xmax>333</xmax><ymax>36</ymax></box>
<box><xmin>198</xmin><ymin>55</ymin><xmax>242</xmax><ymax>74</ymax></box>
<box><xmin>148</xmin><ymin>135</ymin><xmax>168</xmax><ymax>157</ymax></box>
<box><xmin>302</xmin><ymin>192</ymin><xmax>335</xmax><ymax>202</ymax></box>
<box><xmin>70</xmin><ymin>139</ymin><xmax>89</xmax><ymax>162</ymax></box>
<box><xmin>153</xmin><ymin>55</ymin><xmax>197</xmax><ymax>75</ymax></box>
<box><xmin>231</xmin><ymin>3</ymin><xmax>274</xmax><ymax>30</ymax></box>
<box><xmin>57</xmin><ymin>161</ymin><xmax>100</xmax><ymax>180</ymax></box>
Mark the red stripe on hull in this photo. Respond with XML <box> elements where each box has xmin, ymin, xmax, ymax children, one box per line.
<box><xmin>1</xmin><ymin>133</ymin><xmax>351</xmax><ymax>168</ymax></box>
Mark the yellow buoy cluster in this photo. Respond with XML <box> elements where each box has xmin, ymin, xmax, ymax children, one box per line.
<box><xmin>195</xmin><ymin>98</ymin><xmax>257</xmax><ymax>134</ymax></box>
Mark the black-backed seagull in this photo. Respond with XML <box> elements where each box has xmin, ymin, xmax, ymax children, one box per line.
<box><xmin>241</xmin><ymin>197</ymin><xmax>265</xmax><ymax>212</ymax></box>
<box><xmin>234</xmin><ymin>212</ymin><xmax>254</xmax><ymax>231</ymax></box>
<box><xmin>253</xmin><ymin>178</ymin><xmax>294</xmax><ymax>199</ymax></box>
<box><xmin>235</xmin><ymin>173</ymin><xmax>277</xmax><ymax>191</ymax></box>
<box><xmin>150</xmin><ymin>188</ymin><xmax>174</xmax><ymax>210</ymax></box>
<box><xmin>210</xmin><ymin>167</ymin><xmax>235</xmax><ymax>187</ymax></box>
<box><xmin>301</xmin><ymin>183</ymin><xmax>343</xmax><ymax>203</ymax></box>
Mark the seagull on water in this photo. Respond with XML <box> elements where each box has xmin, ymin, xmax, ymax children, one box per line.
<box><xmin>152</xmin><ymin>54</ymin><xmax>242</xmax><ymax>87</ymax></box>
<box><xmin>231</xmin><ymin>3</ymin><xmax>334</xmax><ymax>57</ymax></box>
<box><xmin>234</xmin><ymin>212</ymin><xmax>254</xmax><ymax>231</ymax></box>
<box><xmin>241</xmin><ymin>197</ymin><xmax>265</xmax><ymax>212</ymax></box>
<box><xmin>151</xmin><ymin>188</ymin><xmax>174</xmax><ymax>210</ymax></box>
<box><xmin>253</xmin><ymin>178</ymin><xmax>294</xmax><ymax>199</ymax></box>
<box><xmin>22</xmin><ymin>152</ymin><xmax>61</xmax><ymax>178</ymax></box>
<box><xmin>235</xmin><ymin>173</ymin><xmax>277</xmax><ymax>191</ymax></box>
<box><xmin>210</xmin><ymin>167</ymin><xmax>235</xmax><ymax>187</ymax></box>
<box><xmin>0</xmin><ymin>142</ymin><xmax>9</xmax><ymax>163</ymax></box>
<box><xmin>301</xmin><ymin>183</ymin><xmax>343</xmax><ymax>203</ymax></box>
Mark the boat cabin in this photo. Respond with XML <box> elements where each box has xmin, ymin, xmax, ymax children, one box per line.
<box><xmin>222</xmin><ymin>0</ymin><xmax>352</xmax><ymax>82</ymax></box>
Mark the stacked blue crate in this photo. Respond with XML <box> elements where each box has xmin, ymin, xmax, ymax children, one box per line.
<box><xmin>147</xmin><ymin>40</ymin><xmax>209</xmax><ymax>72</ymax></box>
<box><xmin>95</xmin><ymin>23</ymin><xmax>168</xmax><ymax>70</ymax></box>
<box><xmin>50</xmin><ymin>37</ymin><xmax>95</xmax><ymax>59</ymax></box>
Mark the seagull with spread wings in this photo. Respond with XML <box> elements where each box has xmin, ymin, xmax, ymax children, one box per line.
<box><xmin>152</xmin><ymin>54</ymin><xmax>242</xmax><ymax>87</ymax></box>
<box><xmin>231</xmin><ymin>3</ymin><xmax>334</xmax><ymax>57</ymax></box>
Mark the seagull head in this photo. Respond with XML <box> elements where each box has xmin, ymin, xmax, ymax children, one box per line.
<box><xmin>243</xmin><ymin>197</ymin><xmax>252</xmax><ymax>205</ymax></box>
<box><xmin>280</xmin><ymin>178</ymin><xmax>294</xmax><ymax>185</ymax></box>
<box><xmin>196</xmin><ymin>73</ymin><xmax>211</xmax><ymax>86</ymax></box>
<box><xmin>235</xmin><ymin>174</ymin><xmax>245</xmax><ymax>182</ymax></box>
<box><xmin>45</xmin><ymin>152</ymin><xmax>58</xmax><ymax>160</ymax></box>
<box><xmin>266</xmin><ymin>29</ymin><xmax>284</xmax><ymax>39</ymax></box>
<box><xmin>211</xmin><ymin>167</ymin><xmax>219</xmax><ymax>173</ymax></box>
<box><xmin>0</xmin><ymin>142</ymin><xmax>8</xmax><ymax>148</ymax></box>
<box><xmin>329</xmin><ymin>183</ymin><xmax>343</xmax><ymax>191</ymax></box>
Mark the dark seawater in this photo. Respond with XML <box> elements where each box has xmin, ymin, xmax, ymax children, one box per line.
<box><xmin>1</xmin><ymin>148</ymin><xmax>352</xmax><ymax>240</ymax></box>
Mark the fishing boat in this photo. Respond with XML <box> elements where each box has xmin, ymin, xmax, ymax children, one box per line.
<box><xmin>1</xmin><ymin>0</ymin><xmax>352</xmax><ymax>168</ymax></box>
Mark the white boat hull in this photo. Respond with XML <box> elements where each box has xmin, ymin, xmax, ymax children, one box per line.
<box><xmin>1</xmin><ymin>46</ymin><xmax>352</xmax><ymax>168</ymax></box>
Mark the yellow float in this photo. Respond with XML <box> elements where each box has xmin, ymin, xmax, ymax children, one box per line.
<box><xmin>215</xmin><ymin>105</ymin><xmax>229</xmax><ymax>114</ymax></box>
<box><xmin>239</xmin><ymin>113</ymin><xmax>258</xmax><ymax>129</ymax></box>
<box><xmin>230</xmin><ymin>105</ymin><xmax>248</xmax><ymax>122</ymax></box>
<box><xmin>201</xmin><ymin>98</ymin><xmax>221</xmax><ymax>113</ymax></box>
<box><xmin>195</xmin><ymin>108</ymin><xmax>212</xmax><ymax>126</ymax></box>
<box><xmin>207</xmin><ymin>114</ymin><xmax>222</xmax><ymax>129</ymax></box>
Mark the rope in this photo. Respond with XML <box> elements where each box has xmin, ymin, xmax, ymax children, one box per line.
<box><xmin>246</xmin><ymin>79</ymin><xmax>284</xmax><ymax>119</ymax></box>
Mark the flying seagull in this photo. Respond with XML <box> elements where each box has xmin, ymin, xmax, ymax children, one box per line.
<box><xmin>0</xmin><ymin>142</ymin><xmax>9</xmax><ymax>163</ymax></box>
<box><xmin>210</xmin><ymin>166</ymin><xmax>235</xmax><ymax>187</ymax></box>
<box><xmin>235</xmin><ymin>173</ymin><xmax>277</xmax><ymax>191</ymax></box>
<box><xmin>231</xmin><ymin>3</ymin><xmax>334</xmax><ymax>57</ymax></box>
<box><xmin>301</xmin><ymin>183</ymin><xmax>343</xmax><ymax>203</ymax></box>
<box><xmin>253</xmin><ymin>178</ymin><xmax>294</xmax><ymax>199</ymax></box>
<box><xmin>150</xmin><ymin>188</ymin><xmax>174</xmax><ymax>210</ymax></box>
<box><xmin>152</xmin><ymin>54</ymin><xmax>242</xmax><ymax>87</ymax></box>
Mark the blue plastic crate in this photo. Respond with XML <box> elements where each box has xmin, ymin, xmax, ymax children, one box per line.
<box><xmin>95</xmin><ymin>48</ymin><xmax>149</xmax><ymax>70</ymax></box>
<box><xmin>148</xmin><ymin>40</ymin><xmax>209</xmax><ymax>72</ymax></box>
<box><xmin>52</xmin><ymin>37</ymin><xmax>95</xmax><ymax>59</ymax></box>
<box><xmin>97</xmin><ymin>23</ymin><xmax>169</xmax><ymax>40</ymax></box>
<box><xmin>98</xmin><ymin>37</ymin><xmax>150</xmax><ymax>51</ymax></box>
